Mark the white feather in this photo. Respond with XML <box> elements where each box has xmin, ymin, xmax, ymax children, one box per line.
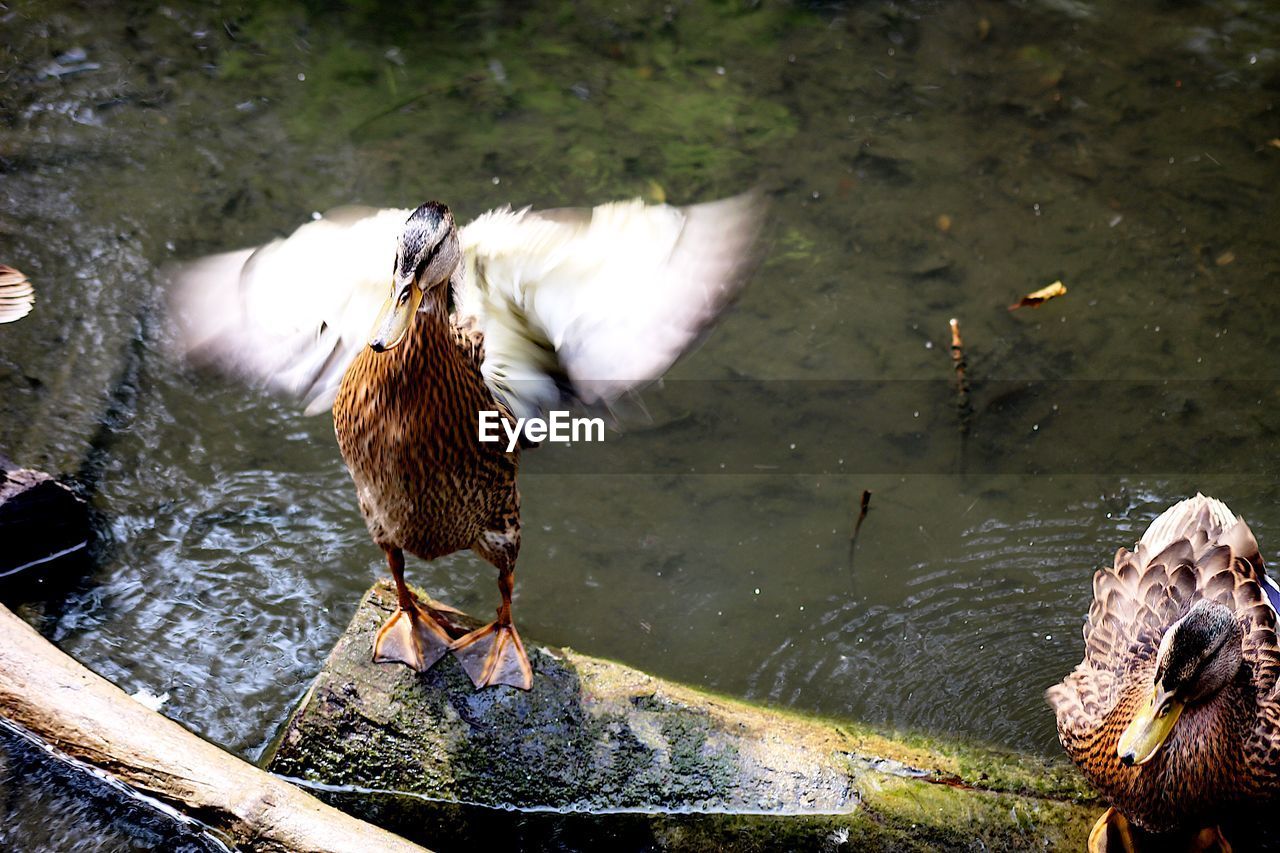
<box><xmin>169</xmin><ymin>193</ymin><xmax>762</xmax><ymax>419</ymax></box>
<box><xmin>169</xmin><ymin>206</ymin><xmax>410</xmax><ymax>413</ymax></box>
<box><xmin>458</xmin><ymin>192</ymin><xmax>762</xmax><ymax>417</ymax></box>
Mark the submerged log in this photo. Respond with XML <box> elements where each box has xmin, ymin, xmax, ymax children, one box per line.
<box><xmin>0</xmin><ymin>459</ymin><xmax>91</xmax><ymax>581</ymax></box>
<box><xmin>267</xmin><ymin>581</ymin><xmax>1099</xmax><ymax>852</ymax></box>
<box><xmin>0</xmin><ymin>601</ymin><xmax>429</xmax><ymax>853</ymax></box>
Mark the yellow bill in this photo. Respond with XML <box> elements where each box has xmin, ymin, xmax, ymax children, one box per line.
<box><xmin>1116</xmin><ymin>685</ymin><xmax>1183</xmax><ymax>767</ymax></box>
<box><xmin>368</xmin><ymin>284</ymin><xmax>424</xmax><ymax>352</ymax></box>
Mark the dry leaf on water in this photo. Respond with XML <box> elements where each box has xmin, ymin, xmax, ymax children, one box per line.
<box><xmin>1009</xmin><ymin>280</ymin><xmax>1067</xmax><ymax>311</ymax></box>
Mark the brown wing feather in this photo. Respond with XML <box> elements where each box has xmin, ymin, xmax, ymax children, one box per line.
<box><xmin>1049</xmin><ymin>494</ymin><xmax>1280</xmax><ymax>747</ymax></box>
<box><xmin>0</xmin><ymin>265</ymin><xmax>35</xmax><ymax>324</ymax></box>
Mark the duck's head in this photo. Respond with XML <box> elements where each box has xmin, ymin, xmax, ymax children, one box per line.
<box><xmin>369</xmin><ymin>201</ymin><xmax>460</xmax><ymax>352</ymax></box>
<box><xmin>1117</xmin><ymin>599</ymin><xmax>1243</xmax><ymax>767</ymax></box>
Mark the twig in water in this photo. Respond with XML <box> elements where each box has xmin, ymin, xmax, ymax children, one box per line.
<box><xmin>949</xmin><ymin>318</ymin><xmax>972</xmax><ymax>436</ymax></box>
<box><xmin>347</xmin><ymin>84</ymin><xmax>450</xmax><ymax>139</ymax></box>
<box><xmin>847</xmin><ymin>489</ymin><xmax>872</xmax><ymax>569</ymax></box>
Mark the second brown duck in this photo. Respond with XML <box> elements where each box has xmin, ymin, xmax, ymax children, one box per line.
<box><xmin>1047</xmin><ymin>494</ymin><xmax>1280</xmax><ymax>850</ymax></box>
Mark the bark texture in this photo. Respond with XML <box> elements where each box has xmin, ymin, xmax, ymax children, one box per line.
<box><xmin>0</xmin><ymin>601</ymin><xmax>429</xmax><ymax>853</ymax></box>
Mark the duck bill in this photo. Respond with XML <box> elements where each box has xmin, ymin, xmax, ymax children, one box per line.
<box><xmin>1117</xmin><ymin>686</ymin><xmax>1184</xmax><ymax>766</ymax></box>
<box><xmin>368</xmin><ymin>284</ymin><xmax>424</xmax><ymax>352</ymax></box>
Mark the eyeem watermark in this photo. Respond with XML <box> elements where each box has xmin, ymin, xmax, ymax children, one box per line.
<box><xmin>478</xmin><ymin>410</ymin><xmax>605</xmax><ymax>452</ymax></box>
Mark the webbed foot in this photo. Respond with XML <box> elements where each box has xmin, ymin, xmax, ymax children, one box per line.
<box><xmin>450</xmin><ymin>621</ymin><xmax>533</xmax><ymax>690</ymax></box>
<box><xmin>373</xmin><ymin>601</ymin><xmax>454</xmax><ymax>672</ymax></box>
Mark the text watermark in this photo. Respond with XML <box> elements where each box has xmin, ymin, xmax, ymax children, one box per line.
<box><xmin>478</xmin><ymin>410</ymin><xmax>605</xmax><ymax>452</ymax></box>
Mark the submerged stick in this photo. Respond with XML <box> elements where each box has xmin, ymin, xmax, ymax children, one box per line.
<box><xmin>847</xmin><ymin>489</ymin><xmax>872</xmax><ymax>568</ymax></box>
<box><xmin>0</xmin><ymin>602</ymin><xmax>430</xmax><ymax>853</ymax></box>
<box><xmin>949</xmin><ymin>318</ymin><xmax>972</xmax><ymax>436</ymax></box>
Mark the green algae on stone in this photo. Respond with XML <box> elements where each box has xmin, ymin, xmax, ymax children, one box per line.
<box><xmin>266</xmin><ymin>581</ymin><xmax>1098</xmax><ymax>851</ymax></box>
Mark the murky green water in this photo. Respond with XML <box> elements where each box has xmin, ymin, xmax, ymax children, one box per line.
<box><xmin>2</xmin><ymin>0</ymin><xmax>1280</xmax><ymax>847</ymax></box>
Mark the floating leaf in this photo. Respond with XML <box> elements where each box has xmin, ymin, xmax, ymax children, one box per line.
<box><xmin>1009</xmin><ymin>280</ymin><xmax>1067</xmax><ymax>310</ymax></box>
<box><xmin>0</xmin><ymin>265</ymin><xmax>35</xmax><ymax>323</ymax></box>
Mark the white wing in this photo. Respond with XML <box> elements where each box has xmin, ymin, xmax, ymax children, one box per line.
<box><xmin>457</xmin><ymin>191</ymin><xmax>762</xmax><ymax>419</ymax></box>
<box><xmin>169</xmin><ymin>193</ymin><xmax>762</xmax><ymax>419</ymax></box>
<box><xmin>168</xmin><ymin>206</ymin><xmax>410</xmax><ymax>414</ymax></box>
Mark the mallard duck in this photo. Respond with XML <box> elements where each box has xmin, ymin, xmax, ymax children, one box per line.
<box><xmin>0</xmin><ymin>265</ymin><xmax>35</xmax><ymax>323</ymax></box>
<box><xmin>171</xmin><ymin>193</ymin><xmax>761</xmax><ymax>690</ymax></box>
<box><xmin>1047</xmin><ymin>494</ymin><xmax>1280</xmax><ymax>851</ymax></box>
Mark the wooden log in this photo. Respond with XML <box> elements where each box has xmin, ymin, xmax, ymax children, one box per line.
<box><xmin>267</xmin><ymin>580</ymin><xmax>1100</xmax><ymax>852</ymax></box>
<box><xmin>0</xmin><ymin>601</ymin><xmax>431</xmax><ymax>853</ymax></box>
<box><xmin>0</xmin><ymin>459</ymin><xmax>91</xmax><ymax>581</ymax></box>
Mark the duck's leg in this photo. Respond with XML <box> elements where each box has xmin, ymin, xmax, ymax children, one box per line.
<box><xmin>451</xmin><ymin>523</ymin><xmax>532</xmax><ymax>690</ymax></box>
<box><xmin>373</xmin><ymin>546</ymin><xmax>455</xmax><ymax>672</ymax></box>
<box><xmin>451</xmin><ymin>566</ymin><xmax>532</xmax><ymax>690</ymax></box>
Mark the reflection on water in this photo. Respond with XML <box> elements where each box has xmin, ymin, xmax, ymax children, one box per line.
<box><xmin>2</xmin><ymin>0</ymin><xmax>1280</xmax><ymax>846</ymax></box>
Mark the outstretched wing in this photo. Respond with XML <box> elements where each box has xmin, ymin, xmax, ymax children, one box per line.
<box><xmin>455</xmin><ymin>191</ymin><xmax>763</xmax><ymax>419</ymax></box>
<box><xmin>167</xmin><ymin>206</ymin><xmax>410</xmax><ymax>414</ymax></box>
<box><xmin>170</xmin><ymin>193</ymin><xmax>762</xmax><ymax>419</ymax></box>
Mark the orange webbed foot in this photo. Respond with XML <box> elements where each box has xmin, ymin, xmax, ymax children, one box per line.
<box><xmin>373</xmin><ymin>601</ymin><xmax>454</xmax><ymax>672</ymax></box>
<box><xmin>450</xmin><ymin>621</ymin><xmax>533</xmax><ymax>690</ymax></box>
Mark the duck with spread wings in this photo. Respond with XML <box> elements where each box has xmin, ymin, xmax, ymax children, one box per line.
<box><xmin>171</xmin><ymin>193</ymin><xmax>761</xmax><ymax>690</ymax></box>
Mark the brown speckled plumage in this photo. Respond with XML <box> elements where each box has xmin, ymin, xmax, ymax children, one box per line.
<box><xmin>334</xmin><ymin>292</ymin><xmax>520</xmax><ymax>569</ymax></box>
<box><xmin>1047</xmin><ymin>495</ymin><xmax>1280</xmax><ymax>834</ymax></box>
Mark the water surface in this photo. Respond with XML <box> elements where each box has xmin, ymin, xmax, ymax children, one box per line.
<box><xmin>2</xmin><ymin>0</ymin><xmax>1279</xmax><ymax>845</ymax></box>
